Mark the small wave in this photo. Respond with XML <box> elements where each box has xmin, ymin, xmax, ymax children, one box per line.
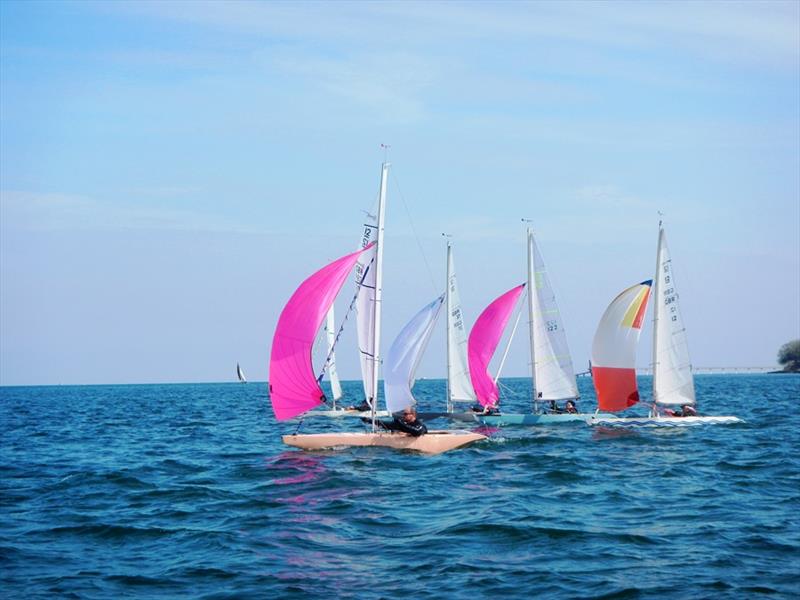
<box><xmin>103</xmin><ymin>574</ymin><xmax>177</xmax><ymax>587</ymax></box>
<box><xmin>438</xmin><ymin>522</ymin><xmax>661</xmax><ymax>546</ymax></box>
<box><xmin>45</xmin><ymin>523</ymin><xmax>179</xmax><ymax>540</ymax></box>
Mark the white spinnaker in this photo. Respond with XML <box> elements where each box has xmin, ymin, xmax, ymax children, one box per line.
<box><xmin>325</xmin><ymin>306</ymin><xmax>343</xmax><ymax>401</ymax></box>
<box><xmin>355</xmin><ymin>211</ymin><xmax>378</xmax><ymax>403</ymax></box>
<box><xmin>652</xmin><ymin>227</ymin><xmax>696</xmax><ymax>406</ymax></box>
<box><xmin>384</xmin><ymin>296</ymin><xmax>445</xmax><ymax>414</ymax></box>
<box><xmin>528</xmin><ymin>231</ymin><xmax>579</xmax><ymax>401</ymax></box>
<box><xmin>446</xmin><ymin>244</ymin><xmax>476</xmax><ymax>404</ymax></box>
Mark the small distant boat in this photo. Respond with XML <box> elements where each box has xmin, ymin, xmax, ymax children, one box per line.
<box><xmin>590</xmin><ymin>224</ymin><xmax>743</xmax><ymax>427</ymax></box>
<box><xmin>272</xmin><ymin>162</ymin><xmax>485</xmax><ymax>453</ymax></box>
<box><xmin>236</xmin><ymin>363</ymin><xmax>247</xmax><ymax>383</ymax></box>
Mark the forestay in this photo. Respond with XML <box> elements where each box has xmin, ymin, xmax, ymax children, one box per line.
<box><xmin>269</xmin><ymin>244</ymin><xmax>374</xmax><ymax>421</ymax></box>
<box><xmin>652</xmin><ymin>227</ymin><xmax>696</xmax><ymax>406</ymax></box>
<box><xmin>384</xmin><ymin>295</ymin><xmax>445</xmax><ymax>414</ymax></box>
<box><xmin>591</xmin><ymin>281</ymin><xmax>652</xmax><ymax>412</ymax></box>
<box><xmin>528</xmin><ymin>231</ymin><xmax>579</xmax><ymax>402</ymax></box>
<box><xmin>468</xmin><ymin>284</ymin><xmax>526</xmax><ymax>408</ymax></box>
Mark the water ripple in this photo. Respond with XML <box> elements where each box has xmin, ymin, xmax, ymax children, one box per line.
<box><xmin>0</xmin><ymin>375</ymin><xmax>798</xmax><ymax>598</ymax></box>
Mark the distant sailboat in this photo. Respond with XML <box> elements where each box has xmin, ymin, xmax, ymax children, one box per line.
<box><xmin>445</xmin><ymin>240</ymin><xmax>477</xmax><ymax>412</ymax></box>
<box><xmin>475</xmin><ymin>227</ymin><xmax>610</xmax><ymax>425</ymax></box>
<box><xmin>276</xmin><ymin>162</ymin><xmax>485</xmax><ymax>453</ymax></box>
<box><xmin>325</xmin><ymin>306</ymin><xmax>343</xmax><ymax>405</ymax></box>
<box><xmin>236</xmin><ymin>363</ymin><xmax>247</xmax><ymax>383</ymax></box>
<box><xmin>590</xmin><ymin>224</ymin><xmax>743</xmax><ymax>427</ymax></box>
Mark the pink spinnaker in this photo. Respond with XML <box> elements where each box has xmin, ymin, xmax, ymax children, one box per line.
<box><xmin>269</xmin><ymin>243</ymin><xmax>374</xmax><ymax>420</ymax></box>
<box><xmin>468</xmin><ymin>283</ymin><xmax>526</xmax><ymax>407</ymax></box>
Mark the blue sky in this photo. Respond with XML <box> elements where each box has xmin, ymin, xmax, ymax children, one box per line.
<box><xmin>1</xmin><ymin>0</ymin><xmax>798</xmax><ymax>385</ymax></box>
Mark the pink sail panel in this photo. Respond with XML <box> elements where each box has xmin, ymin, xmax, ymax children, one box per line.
<box><xmin>269</xmin><ymin>243</ymin><xmax>374</xmax><ymax>420</ymax></box>
<box><xmin>468</xmin><ymin>284</ymin><xmax>526</xmax><ymax>407</ymax></box>
<box><xmin>591</xmin><ymin>280</ymin><xmax>652</xmax><ymax>412</ymax></box>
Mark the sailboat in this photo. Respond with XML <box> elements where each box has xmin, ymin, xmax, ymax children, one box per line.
<box><xmin>475</xmin><ymin>228</ymin><xmax>611</xmax><ymax>425</ymax></box>
<box><xmin>303</xmin><ymin>185</ymin><xmax>390</xmax><ymax>419</ymax></box>
<box><xmin>467</xmin><ymin>283</ymin><xmax>527</xmax><ymax>411</ymax></box>
<box><xmin>445</xmin><ymin>239</ymin><xmax>478</xmax><ymax>414</ymax></box>
<box><xmin>590</xmin><ymin>225</ymin><xmax>743</xmax><ymax>427</ymax></box>
<box><xmin>236</xmin><ymin>363</ymin><xmax>247</xmax><ymax>383</ymax></box>
<box><xmin>325</xmin><ymin>306</ymin><xmax>343</xmax><ymax>405</ymax></box>
<box><xmin>275</xmin><ymin>162</ymin><xmax>485</xmax><ymax>453</ymax></box>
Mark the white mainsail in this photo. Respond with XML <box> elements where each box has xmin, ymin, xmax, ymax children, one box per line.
<box><xmin>445</xmin><ymin>241</ymin><xmax>476</xmax><ymax>410</ymax></box>
<box><xmin>236</xmin><ymin>363</ymin><xmax>247</xmax><ymax>383</ymax></box>
<box><xmin>652</xmin><ymin>226</ymin><xmax>696</xmax><ymax>406</ymax></box>
<box><xmin>369</xmin><ymin>163</ymin><xmax>389</xmax><ymax>425</ymax></box>
<box><xmin>354</xmin><ymin>163</ymin><xmax>389</xmax><ymax>420</ymax></box>
<box><xmin>384</xmin><ymin>295</ymin><xmax>445</xmax><ymax>414</ymax></box>
<box><xmin>325</xmin><ymin>306</ymin><xmax>343</xmax><ymax>402</ymax></box>
<box><xmin>527</xmin><ymin>229</ymin><xmax>578</xmax><ymax>402</ymax></box>
<box><xmin>355</xmin><ymin>210</ymin><xmax>378</xmax><ymax>404</ymax></box>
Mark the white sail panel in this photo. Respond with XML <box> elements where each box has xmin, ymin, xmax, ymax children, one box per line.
<box><xmin>529</xmin><ymin>232</ymin><xmax>579</xmax><ymax>401</ymax></box>
<box><xmin>236</xmin><ymin>363</ymin><xmax>246</xmax><ymax>383</ymax></box>
<box><xmin>446</xmin><ymin>245</ymin><xmax>477</xmax><ymax>403</ymax></box>
<box><xmin>355</xmin><ymin>211</ymin><xmax>378</xmax><ymax>403</ymax></box>
<box><xmin>653</xmin><ymin>228</ymin><xmax>696</xmax><ymax>406</ymax></box>
<box><xmin>384</xmin><ymin>296</ymin><xmax>444</xmax><ymax>414</ymax></box>
<box><xmin>325</xmin><ymin>306</ymin><xmax>343</xmax><ymax>401</ymax></box>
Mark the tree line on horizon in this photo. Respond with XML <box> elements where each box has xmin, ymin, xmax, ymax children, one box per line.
<box><xmin>778</xmin><ymin>339</ymin><xmax>800</xmax><ymax>372</ymax></box>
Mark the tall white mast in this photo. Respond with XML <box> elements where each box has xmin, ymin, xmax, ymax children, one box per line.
<box><xmin>526</xmin><ymin>226</ymin><xmax>538</xmax><ymax>412</ymax></box>
<box><xmin>445</xmin><ymin>238</ymin><xmax>453</xmax><ymax>413</ymax></box>
<box><xmin>370</xmin><ymin>162</ymin><xmax>389</xmax><ymax>430</ymax></box>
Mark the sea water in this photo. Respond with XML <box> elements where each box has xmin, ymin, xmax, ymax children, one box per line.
<box><xmin>1</xmin><ymin>374</ymin><xmax>798</xmax><ymax>599</ymax></box>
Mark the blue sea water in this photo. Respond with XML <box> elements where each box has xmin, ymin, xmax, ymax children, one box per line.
<box><xmin>1</xmin><ymin>375</ymin><xmax>799</xmax><ymax>599</ymax></box>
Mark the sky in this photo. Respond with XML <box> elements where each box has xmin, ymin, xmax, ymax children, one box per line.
<box><xmin>1</xmin><ymin>0</ymin><xmax>798</xmax><ymax>386</ymax></box>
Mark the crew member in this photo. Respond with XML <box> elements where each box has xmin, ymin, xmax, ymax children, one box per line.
<box><xmin>366</xmin><ymin>406</ymin><xmax>428</xmax><ymax>437</ymax></box>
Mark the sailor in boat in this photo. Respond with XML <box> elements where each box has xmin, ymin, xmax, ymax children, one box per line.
<box><xmin>365</xmin><ymin>406</ymin><xmax>428</xmax><ymax>437</ymax></box>
<box><xmin>564</xmin><ymin>399</ymin><xmax>578</xmax><ymax>414</ymax></box>
<box><xmin>347</xmin><ymin>399</ymin><xmax>372</xmax><ymax>412</ymax></box>
<box><xmin>470</xmin><ymin>403</ymin><xmax>500</xmax><ymax>415</ymax></box>
<box><xmin>662</xmin><ymin>405</ymin><xmax>697</xmax><ymax>418</ymax></box>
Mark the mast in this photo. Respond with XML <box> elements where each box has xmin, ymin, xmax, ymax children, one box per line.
<box><xmin>651</xmin><ymin>220</ymin><xmax>663</xmax><ymax>416</ymax></box>
<box><xmin>445</xmin><ymin>238</ymin><xmax>453</xmax><ymax>413</ymax></box>
<box><xmin>370</xmin><ymin>162</ymin><xmax>389</xmax><ymax>430</ymax></box>
<box><xmin>526</xmin><ymin>227</ymin><xmax>538</xmax><ymax>412</ymax></box>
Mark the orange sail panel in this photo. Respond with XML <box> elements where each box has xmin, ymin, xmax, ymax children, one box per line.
<box><xmin>591</xmin><ymin>281</ymin><xmax>652</xmax><ymax>412</ymax></box>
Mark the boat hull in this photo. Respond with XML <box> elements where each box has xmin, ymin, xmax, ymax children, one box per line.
<box><xmin>475</xmin><ymin>412</ymin><xmax>614</xmax><ymax>426</ymax></box>
<box><xmin>282</xmin><ymin>430</ymin><xmax>486</xmax><ymax>455</ymax></box>
<box><xmin>589</xmin><ymin>415</ymin><xmax>744</xmax><ymax>428</ymax></box>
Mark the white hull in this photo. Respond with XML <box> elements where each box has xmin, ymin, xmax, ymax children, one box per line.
<box><xmin>475</xmin><ymin>412</ymin><xmax>614</xmax><ymax>426</ymax></box>
<box><xmin>282</xmin><ymin>430</ymin><xmax>486</xmax><ymax>454</ymax></box>
<box><xmin>589</xmin><ymin>415</ymin><xmax>744</xmax><ymax>428</ymax></box>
